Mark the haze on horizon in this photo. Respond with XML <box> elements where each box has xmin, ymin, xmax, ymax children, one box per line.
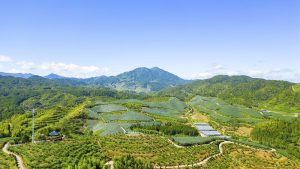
<box><xmin>0</xmin><ymin>0</ymin><xmax>299</xmax><ymax>82</ymax></box>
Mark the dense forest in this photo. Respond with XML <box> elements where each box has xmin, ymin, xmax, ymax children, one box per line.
<box><xmin>251</xmin><ymin>117</ymin><xmax>300</xmax><ymax>159</ymax></box>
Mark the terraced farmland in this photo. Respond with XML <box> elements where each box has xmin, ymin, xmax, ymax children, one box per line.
<box><xmin>190</xmin><ymin>96</ymin><xmax>267</xmax><ymax>124</ymax></box>
<box><xmin>8</xmin><ymin>138</ymin><xmax>107</xmax><ymax>169</ymax></box>
<box><xmin>201</xmin><ymin>143</ymin><xmax>300</xmax><ymax>169</ymax></box>
<box><xmin>145</xmin><ymin>97</ymin><xmax>186</xmax><ymax>112</ymax></box>
<box><xmin>87</xmin><ymin>97</ymin><xmax>187</xmax><ymax>135</ymax></box>
<box><xmin>101</xmin><ymin>110</ymin><xmax>153</xmax><ymax>122</ymax></box>
<box><xmin>87</xmin><ymin>120</ymin><xmax>159</xmax><ymax>136</ymax></box>
<box><xmin>34</xmin><ymin>108</ymin><xmax>68</xmax><ymax>129</ymax></box>
<box><xmin>98</xmin><ymin>135</ymin><xmax>220</xmax><ymax>166</ymax></box>
<box><xmin>91</xmin><ymin>104</ymin><xmax>127</xmax><ymax>113</ymax></box>
<box><xmin>142</xmin><ymin>107</ymin><xmax>182</xmax><ymax>117</ymax></box>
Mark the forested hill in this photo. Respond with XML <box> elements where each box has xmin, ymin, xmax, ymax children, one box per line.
<box><xmin>157</xmin><ymin>75</ymin><xmax>300</xmax><ymax>113</ymax></box>
<box><xmin>0</xmin><ymin>75</ymin><xmax>145</xmax><ymax>120</ymax></box>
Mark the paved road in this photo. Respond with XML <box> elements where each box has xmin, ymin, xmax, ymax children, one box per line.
<box><xmin>2</xmin><ymin>143</ymin><xmax>25</xmax><ymax>169</ymax></box>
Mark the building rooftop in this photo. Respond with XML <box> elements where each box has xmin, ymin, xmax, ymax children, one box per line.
<box><xmin>48</xmin><ymin>131</ymin><xmax>59</xmax><ymax>136</ymax></box>
<box><xmin>195</xmin><ymin>125</ymin><xmax>215</xmax><ymax>131</ymax></box>
<box><xmin>200</xmin><ymin>130</ymin><xmax>222</xmax><ymax>136</ymax></box>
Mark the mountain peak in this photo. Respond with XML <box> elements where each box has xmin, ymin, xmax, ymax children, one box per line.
<box><xmin>151</xmin><ymin>67</ymin><xmax>162</xmax><ymax>70</ymax></box>
<box><xmin>44</xmin><ymin>73</ymin><xmax>66</xmax><ymax>79</ymax></box>
<box><xmin>115</xmin><ymin>67</ymin><xmax>188</xmax><ymax>91</ymax></box>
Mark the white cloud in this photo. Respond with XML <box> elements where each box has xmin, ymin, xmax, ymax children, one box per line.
<box><xmin>247</xmin><ymin>70</ymin><xmax>263</xmax><ymax>76</ymax></box>
<box><xmin>0</xmin><ymin>55</ymin><xmax>12</xmax><ymax>62</ymax></box>
<box><xmin>14</xmin><ymin>61</ymin><xmax>109</xmax><ymax>78</ymax></box>
<box><xmin>191</xmin><ymin>72</ymin><xmax>214</xmax><ymax>79</ymax></box>
<box><xmin>188</xmin><ymin>68</ymin><xmax>300</xmax><ymax>83</ymax></box>
<box><xmin>16</xmin><ymin>61</ymin><xmax>36</xmax><ymax>70</ymax></box>
<box><xmin>213</xmin><ymin>64</ymin><xmax>224</xmax><ymax>70</ymax></box>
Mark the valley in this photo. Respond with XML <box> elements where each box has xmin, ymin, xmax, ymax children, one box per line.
<box><xmin>1</xmin><ymin>0</ymin><xmax>299</xmax><ymax>168</ymax></box>
<box><xmin>0</xmin><ymin>70</ymin><xmax>299</xmax><ymax>169</ymax></box>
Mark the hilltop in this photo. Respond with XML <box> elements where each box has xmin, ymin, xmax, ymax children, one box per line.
<box><xmin>0</xmin><ymin>67</ymin><xmax>190</xmax><ymax>92</ymax></box>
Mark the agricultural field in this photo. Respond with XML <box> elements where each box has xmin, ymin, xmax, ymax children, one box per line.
<box><xmin>86</xmin><ymin>97</ymin><xmax>187</xmax><ymax>135</ymax></box>
<box><xmin>101</xmin><ymin>110</ymin><xmax>153</xmax><ymax>122</ymax></box>
<box><xmin>142</xmin><ymin>97</ymin><xmax>187</xmax><ymax>120</ymax></box>
<box><xmin>8</xmin><ymin>137</ymin><xmax>108</xmax><ymax>169</ymax></box>
<box><xmin>189</xmin><ymin>96</ymin><xmax>295</xmax><ymax>125</ymax></box>
<box><xmin>1</xmin><ymin>69</ymin><xmax>299</xmax><ymax>169</ymax></box>
<box><xmin>142</xmin><ymin>107</ymin><xmax>182</xmax><ymax>117</ymax></box>
<box><xmin>200</xmin><ymin>143</ymin><xmax>300</xmax><ymax>169</ymax></box>
<box><xmin>87</xmin><ymin>120</ymin><xmax>159</xmax><ymax>135</ymax></box>
<box><xmin>87</xmin><ymin>120</ymin><xmax>126</xmax><ymax>135</ymax></box>
<box><xmin>98</xmin><ymin>135</ymin><xmax>220</xmax><ymax>166</ymax></box>
<box><xmin>171</xmin><ymin>136</ymin><xmax>219</xmax><ymax>146</ymax></box>
<box><xmin>145</xmin><ymin>97</ymin><xmax>186</xmax><ymax>112</ymax></box>
<box><xmin>90</xmin><ymin>104</ymin><xmax>127</xmax><ymax>113</ymax></box>
<box><xmin>0</xmin><ymin>138</ymin><xmax>17</xmax><ymax>169</ymax></box>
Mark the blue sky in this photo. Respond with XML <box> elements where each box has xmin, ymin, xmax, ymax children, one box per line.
<box><xmin>0</xmin><ymin>0</ymin><xmax>299</xmax><ymax>82</ymax></box>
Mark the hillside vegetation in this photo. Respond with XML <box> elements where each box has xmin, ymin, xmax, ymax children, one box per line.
<box><xmin>251</xmin><ymin>117</ymin><xmax>300</xmax><ymax>159</ymax></box>
<box><xmin>1</xmin><ymin>74</ymin><xmax>300</xmax><ymax>168</ymax></box>
<box><xmin>158</xmin><ymin>75</ymin><xmax>300</xmax><ymax>113</ymax></box>
<box><xmin>1</xmin><ymin>67</ymin><xmax>190</xmax><ymax>92</ymax></box>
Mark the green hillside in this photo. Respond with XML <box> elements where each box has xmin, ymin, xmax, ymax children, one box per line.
<box><xmin>251</xmin><ymin>117</ymin><xmax>300</xmax><ymax>159</ymax></box>
<box><xmin>158</xmin><ymin>75</ymin><xmax>300</xmax><ymax>113</ymax></box>
<box><xmin>0</xmin><ymin>75</ymin><xmax>299</xmax><ymax>168</ymax></box>
<box><xmin>0</xmin><ymin>67</ymin><xmax>191</xmax><ymax>93</ymax></box>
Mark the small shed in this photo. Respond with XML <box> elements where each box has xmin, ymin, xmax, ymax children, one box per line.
<box><xmin>48</xmin><ymin>131</ymin><xmax>59</xmax><ymax>137</ymax></box>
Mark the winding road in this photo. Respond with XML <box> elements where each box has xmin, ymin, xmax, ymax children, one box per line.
<box><xmin>2</xmin><ymin>139</ymin><xmax>274</xmax><ymax>169</ymax></box>
<box><xmin>2</xmin><ymin>143</ymin><xmax>25</xmax><ymax>169</ymax></box>
<box><xmin>153</xmin><ymin>140</ymin><xmax>276</xmax><ymax>169</ymax></box>
<box><xmin>154</xmin><ymin>141</ymin><xmax>233</xmax><ymax>169</ymax></box>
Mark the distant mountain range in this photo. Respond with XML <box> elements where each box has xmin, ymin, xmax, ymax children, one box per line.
<box><xmin>44</xmin><ymin>73</ymin><xmax>66</xmax><ymax>79</ymax></box>
<box><xmin>0</xmin><ymin>72</ymin><xmax>34</xmax><ymax>78</ymax></box>
<box><xmin>0</xmin><ymin>67</ymin><xmax>191</xmax><ymax>92</ymax></box>
<box><xmin>1</xmin><ymin>68</ymin><xmax>299</xmax><ymax>113</ymax></box>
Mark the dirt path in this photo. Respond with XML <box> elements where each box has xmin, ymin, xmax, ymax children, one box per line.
<box><xmin>154</xmin><ymin>141</ymin><xmax>232</xmax><ymax>169</ymax></box>
<box><xmin>167</xmin><ymin>139</ymin><xmax>184</xmax><ymax>148</ymax></box>
<box><xmin>2</xmin><ymin>143</ymin><xmax>25</xmax><ymax>169</ymax></box>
